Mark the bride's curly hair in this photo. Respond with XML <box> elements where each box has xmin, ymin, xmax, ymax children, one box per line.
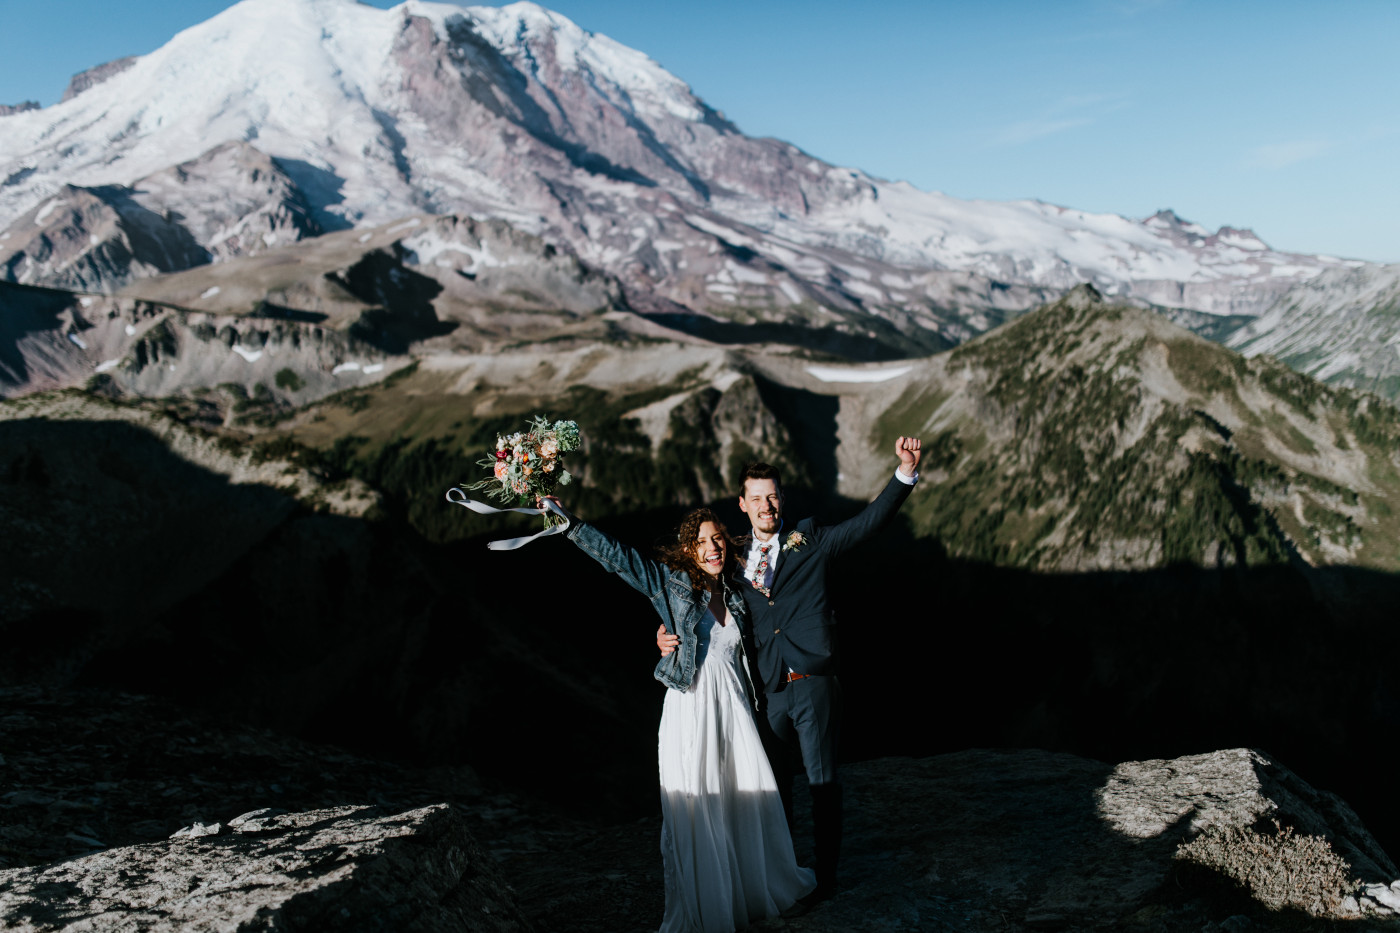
<box><xmin>658</xmin><ymin>507</ymin><xmax>738</xmax><ymax>592</ymax></box>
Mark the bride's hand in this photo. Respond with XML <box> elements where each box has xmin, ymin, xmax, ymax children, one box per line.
<box><xmin>536</xmin><ymin>494</ymin><xmax>577</xmax><ymax>523</ymax></box>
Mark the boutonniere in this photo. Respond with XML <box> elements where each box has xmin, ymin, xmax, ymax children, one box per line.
<box><xmin>782</xmin><ymin>530</ymin><xmax>806</xmax><ymax>553</ymax></box>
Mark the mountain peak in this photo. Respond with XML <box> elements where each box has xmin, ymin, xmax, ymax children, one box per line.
<box><xmin>1143</xmin><ymin>209</ymin><xmax>1210</xmax><ymax>238</ymax></box>
<box><xmin>0</xmin><ymin>0</ymin><xmax>1365</xmax><ymax>340</ymax></box>
<box><xmin>1215</xmin><ymin>226</ymin><xmax>1269</xmax><ymax>251</ymax></box>
<box><xmin>1062</xmin><ymin>282</ymin><xmax>1103</xmax><ymax>311</ymax></box>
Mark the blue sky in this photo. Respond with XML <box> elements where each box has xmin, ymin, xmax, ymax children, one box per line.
<box><xmin>2</xmin><ymin>0</ymin><xmax>1396</xmax><ymax>262</ymax></box>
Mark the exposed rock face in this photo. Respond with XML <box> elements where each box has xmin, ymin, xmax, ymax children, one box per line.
<box><xmin>0</xmin><ymin>102</ymin><xmax>40</xmax><ymax>117</ymax></box>
<box><xmin>61</xmin><ymin>57</ymin><xmax>137</xmax><ymax>102</ymax></box>
<box><xmin>0</xmin><ymin>280</ymin><xmax>406</xmax><ymax>404</ymax></box>
<box><xmin>0</xmin><ymin>209</ymin><xmax>629</xmax><ymax>401</ymax></box>
<box><xmin>1099</xmin><ymin>749</ymin><xmax>1396</xmax><ymax>884</ymax></box>
<box><xmin>0</xmin><ymin>142</ymin><xmax>322</xmax><ymax>294</ymax></box>
<box><xmin>0</xmin><ymin>804</ymin><xmax>529</xmax><ymax>932</ymax></box>
<box><xmin>126</xmin><ymin>141</ymin><xmax>323</xmax><ymax>262</ymax></box>
<box><xmin>0</xmin><ymin>185</ymin><xmax>208</xmax><ymax>291</ymax></box>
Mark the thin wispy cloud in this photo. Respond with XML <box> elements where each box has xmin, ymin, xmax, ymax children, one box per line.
<box><xmin>986</xmin><ymin>93</ymin><xmax>1131</xmax><ymax>149</ymax></box>
<box><xmin>1244</xmin><ymin>139</ymin><xmax>1335</xmax><ymax>170</ymax></box>
<box><xmin>991</xmin><ymin>117</ymin><xmax>1096</xmax><ymax>147</ymax></box>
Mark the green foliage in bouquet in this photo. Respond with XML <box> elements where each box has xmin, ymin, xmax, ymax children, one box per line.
<box><xmin>463</xmin><ymin>415</ymin><xmax>581</xmax><ymax>509</ymax></box>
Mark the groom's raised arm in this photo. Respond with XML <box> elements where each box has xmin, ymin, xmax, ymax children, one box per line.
<box><xmin>819</xmin><ymin>436</ymin><xmax>921</xmax><ymax>556</ymax></box>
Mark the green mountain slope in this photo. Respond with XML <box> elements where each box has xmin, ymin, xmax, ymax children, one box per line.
<box><xmin>875</xmin><ymin>285</ymin><xmax>1400</xmax><ymax>572</ymax></box>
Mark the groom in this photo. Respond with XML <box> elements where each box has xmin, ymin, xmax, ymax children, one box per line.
<box><xmin>659</xmin><ymin>436</ymin><xmax>922</xmax><ymax>900</ymax></box>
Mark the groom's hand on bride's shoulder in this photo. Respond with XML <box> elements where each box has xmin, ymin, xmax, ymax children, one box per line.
<box><xmin>896</xmin><ymin>435</ymin><xmax>922</xmax><ymax>474</ymax></box>
<box><xmin>657</xmin><ymin>624</ymin><xmax>680</xmax><ymax>656</ymax></box>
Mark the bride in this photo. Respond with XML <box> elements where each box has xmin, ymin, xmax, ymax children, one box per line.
<box><xmin>540</xmin><ymin>497</ymin><xmax>815</xmax><ymax>932</ymax></box>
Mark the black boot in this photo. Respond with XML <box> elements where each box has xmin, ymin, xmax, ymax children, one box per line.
<box><xmin>810</xmin><ymin>781</ymin><xmax>843</xmax><ymax>897</ymax></box>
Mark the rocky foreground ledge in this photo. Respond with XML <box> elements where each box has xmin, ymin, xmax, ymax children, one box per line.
<box><xmin>4</xmin><ymin>687</ymin><xmax>1400</xmax><ymax>931</ymax></box>
<box><xmin>0</xmin><ymin>805</ymin><xmax>527</xmax><ymax>932</ymax></box>
<box><xmin>779</xmin><ymin>748</ymin><xmax>1400</xmax><ymax>932</ymax></box>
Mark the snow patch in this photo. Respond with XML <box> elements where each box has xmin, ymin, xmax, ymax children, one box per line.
<box><xmin>359</xmin><ymin>232</ymin><xmax>373</xmax><ymax>243</ymax></box>
<box><xmin>78</xmin><ymin>296</ymin><xmax>94</xmax><ymax>308</ymax></box>
<box><xmin>124</xmin><ymin>324</ymin><xmax>136</xmax><ymax>336</ymax></box>
<box><xmin>200</xmin><ymin>285</ymin><xmax>221</xmax><ymax>299</ymax></box>
<box><xmin>712</xmin><ymin>370</ymin><xmax>742</xmax><ymax>391</ymax></box>
<box><xmin>332</xmin><ymin>361</ymin><xmax>362</xmax><ymax>374</ymax></box>
<box><xmin>34</xmin><ymin>199</ymin><xmax>63</xmax><ymax>225</ymax></box>
<box><xmin>727</xmin><ymin>261</ymin><xmax>770</xmax><ymax>285</ymax></box>
<box><xmin>232</xmin><ymin>345</ymin><xmax>263</xmax><ymax>362</ymax></box>
<box><xmin>806</xmin><ymin>365</ymin><xmax>912</xmax><ymax>384</ymax></box>
<box><xmin>685</xmin><ymin>214</ymin><xmax>756</xmax><ymax>249</ymax></box>
<box><xmin>362</xmin><ymin>363</ymin><xmax>384</xmax><ymax>374</ymax></box>
<box><xmin>844</xmin><ymin>279</ymin><xmax>885</xmax><ymax>301</ymax></box>
<box><xmin>67</xmin><ymin>333</ymin><xmax>88</xmax><ymax>350</ymax></box>
<box><xmin>95</xmin><ymin>359</ymin><xmax>120</xmax><ymax>373</ymax></box>
<box><xmin>402</xmin><ymin>230</ymin><xmax>509</xmax><ymax>270</ymax></box>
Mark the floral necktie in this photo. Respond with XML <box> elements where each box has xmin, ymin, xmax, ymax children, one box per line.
<box><xmin>751</xmin><ymin>544</ymin><xmax>771</xmax><ymax>597</ymax></box>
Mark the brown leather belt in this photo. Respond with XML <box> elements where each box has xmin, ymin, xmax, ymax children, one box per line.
<box><xmin>783</xmin><ymin>672</ymin><xmax>810</xmax><ymax>683</ymax></box>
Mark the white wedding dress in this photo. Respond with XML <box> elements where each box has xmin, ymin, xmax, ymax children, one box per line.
<box><xmin>657</xmin><ymin>606</ymin><xmax>816</xmax><ymax>933</ymax></box>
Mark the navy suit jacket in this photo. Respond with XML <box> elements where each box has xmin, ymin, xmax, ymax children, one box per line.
<box><xmin>738</xmin><ymin>474</ymin><xmax>914</xmax><ymax>692</ymax></box>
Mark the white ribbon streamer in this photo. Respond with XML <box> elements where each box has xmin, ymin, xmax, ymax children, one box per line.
<box><xmin>445</xmin><ymin>487</ymin><xmax>571</xmax><ymax>550</ymax></box>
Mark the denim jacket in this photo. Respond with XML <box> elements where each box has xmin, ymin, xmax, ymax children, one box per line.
<box><xmin>567</xmin><ymin>521</ymin><xmax>757</xmax><ymax>702</ymax></box>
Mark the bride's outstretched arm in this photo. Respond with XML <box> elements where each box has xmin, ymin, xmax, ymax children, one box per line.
<box><xmin>540</xmin><ymin>495</ymin><xmax>669</xmax><ymax>599</ymax></box>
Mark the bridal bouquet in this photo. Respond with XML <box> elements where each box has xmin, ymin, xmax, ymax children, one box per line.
<box><xmin>464</xmin><ymin>415</ymin><xmax>581</xmax><ymax>516</ymax></box>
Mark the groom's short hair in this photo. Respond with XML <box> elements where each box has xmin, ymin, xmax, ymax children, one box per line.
<box><xmin>738</xmin><ymin>461</ymin><xmax>782</xmax><ymax>496</ymax></box>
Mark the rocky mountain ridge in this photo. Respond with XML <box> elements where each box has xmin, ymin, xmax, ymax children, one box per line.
<box><xmin>876</xmin><ymin>284</ymin><xmax>1400</xmax><ymax>572</ymax></box>
<box><xmin>0</xmin><ymin>210</ymin><xmax>633</xmax><ymax>405</ymax></box>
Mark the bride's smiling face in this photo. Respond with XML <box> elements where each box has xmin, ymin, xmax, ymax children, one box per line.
<box><xmin>695</xmin><ymin>521</ymin><xmax>727</xmax><ymax>576</ymax></box>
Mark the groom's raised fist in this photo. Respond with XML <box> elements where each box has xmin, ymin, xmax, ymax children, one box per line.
<box><xmin>896</xmin><ymin>436</ymin><xmax>922</xmax><ymax>474</ymax></box>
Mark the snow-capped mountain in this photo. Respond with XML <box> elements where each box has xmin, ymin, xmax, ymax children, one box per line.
<box><xmin>0</xmin><ymin>0</ymin><xmax>1374</xmax><ymax>353</ymax></box>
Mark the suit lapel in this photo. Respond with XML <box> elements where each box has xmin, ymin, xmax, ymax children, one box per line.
<box><xmin>768</xmin><ymin>541</ymin><xmax>789</xmax><ymax>597</ymax></box>
<box><xmin>767</xmin><ymin>524</ymin><xmax>814</xmax><ymax>598</ymax></box>
<box><xmin>769</xmin><ymin>534</ymin><xmax>802</xmax><ymax>597</ymax></box>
